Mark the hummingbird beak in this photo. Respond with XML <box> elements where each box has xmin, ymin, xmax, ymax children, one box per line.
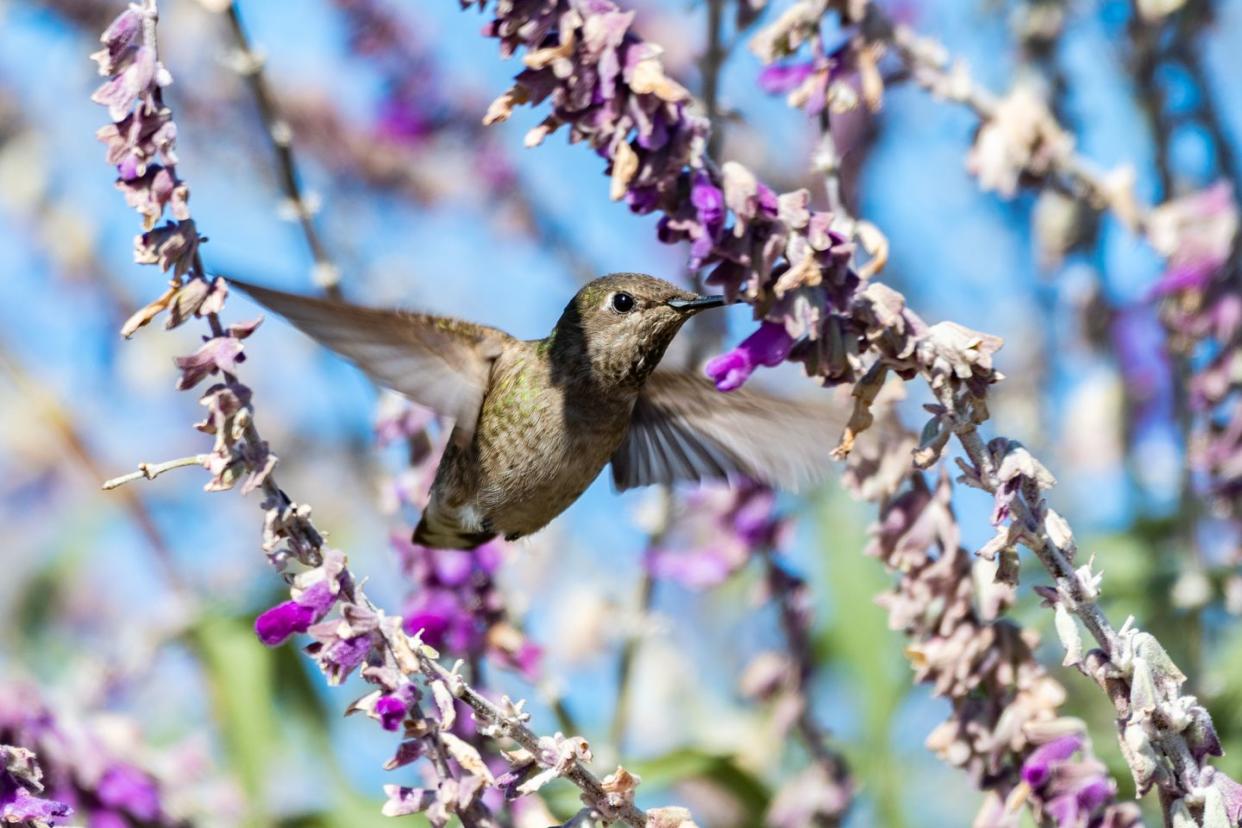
<box><xmin>666</xmin><ymin>294</ymin><xmax>727</xmax><ymax>313</ymax></box>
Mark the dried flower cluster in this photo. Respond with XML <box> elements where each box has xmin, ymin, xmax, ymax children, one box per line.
<box><xmin>472</xmin><ymin>0</ymin><xmax>856</xmax><ymax>358</ymax></box>
<box><xmin>1147</xmin><ymin>184</ymin><xmax>1242</xmax><ymax>585</ymax></box>
<box><xmin>643</xmin><ymin>480</ymin><xmax>787</xmax><ymax>588</ymax></box>
<box><xmin>844</xmin><ymin>403</ymin><xmax>1141</xmax><ymax>827</ymax></box>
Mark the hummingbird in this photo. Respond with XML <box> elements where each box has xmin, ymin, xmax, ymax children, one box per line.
<box><xmin>230</xmin><ymin>273</ymin><xmax>837</xmax><ymax>549</ymax></box>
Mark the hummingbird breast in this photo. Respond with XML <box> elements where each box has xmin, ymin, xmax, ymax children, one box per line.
<box><xmin>418</xmin><ymin>341</ymin><xmax>635</xmax><ymax>548</ymax></box>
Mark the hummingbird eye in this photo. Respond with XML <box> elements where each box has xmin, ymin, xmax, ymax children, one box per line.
<box><xmin>610</xmin><ymin>292</ymin><xmax>635</xmax><ymax>313</ymax></box>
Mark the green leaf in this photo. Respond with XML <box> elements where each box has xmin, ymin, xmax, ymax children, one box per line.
<box><xmin>629</xmin><ymin>748</ymin><xmax>770</xmax><ymax>822</ymax></box>
<box><xmin>189</xmin><ymin>612</ymin><xmax>280</xmax><ymax>827</ymax></box>
<box><xmin>812</xmin><ymin>483</ymin><xmax>908</xmax><ymax>828</ymax></box>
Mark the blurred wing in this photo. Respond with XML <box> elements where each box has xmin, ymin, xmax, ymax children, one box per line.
<box><xmin>230</xmin><ymin>278</ymin><xmax>510</xmax><ymax>438</ymax></box>
<box><xmin>611</xmin><ymin>372</ymin><xmax>842</xmax><ymax>492</ymax></box>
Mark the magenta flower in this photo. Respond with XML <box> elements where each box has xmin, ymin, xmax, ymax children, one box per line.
<box><xmin>1021</xmin><ymin>734</ymin><xmax>1083</xmax><ymax>787</ymax></box>
<box><xmin>0</xmin><ymin>746</ymin><xmax>72</xmax><ymax>826</ymax></box>
<box><xmin>0</xmin><ymin>784</ymin><xmax>72</xmax><ymax>825</ymax></box>
<box><xmin>1020</xmin><ymin>733</ymin><xmax>1122</xmax><ymax>826</ymax></box>
<box><xmin>758</xmin><ymin>62</ymin><xmax>816</xmax><ymax>94</ymax></box>
<box><xmin>374</xmin><ymin>695</ymin><xmax>407</xmax><ymax>732</ymax></box>
<box><xmin>403</xmin><ymin>588</ymin><xmax>476</xmax><ymax>652</ymax></box>
<box><xmin>690</xmin><ymin>171</ymin><xmax>725</xmax><ymax>230</ymax></box>
<box><xmin>255</xmin><ymin>580</ymin><xmax>337</xmax><ymax>646</ymax></box>
<box><xmin>645</xmin><ymin>483</ymin><xmax>788</xmax><ymax>589</ymax></box>
<box><xmin>97</xmin><ymin>765</ymin><xmax>160</xmax><ymax>821</ymax></box>
<box><xmin>705</xmin><ymin>321</ymin><xmax>796</xmax><ymax>391</ymax></box>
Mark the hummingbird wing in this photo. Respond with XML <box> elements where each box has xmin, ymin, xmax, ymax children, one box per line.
<box><xmin>228</xmin><ymin>278</ymin><xmax>510</xmax><ymax>439</ymax></box>
<box><xmin>611</xmin><ymin>372</ymin><xmax>840</xmax><ymax>492</ymax></box>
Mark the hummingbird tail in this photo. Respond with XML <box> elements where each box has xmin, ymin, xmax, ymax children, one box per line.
<box><xmin>412</xmin><ymin>517</ymin><xmax>496</xmax><ymax>551</ymax></box>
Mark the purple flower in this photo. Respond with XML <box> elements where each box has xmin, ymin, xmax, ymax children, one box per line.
<box><xmin>1022</xmin><ymin>735</ymin><xmax>1082</xmax><ymax>787</ymax></box>
<box><xmin>0</xmin><ymin>746</ymin><xmax>72</xmax><ymax>826</ymax></box>
<box><xmin>403</xmin><ymin>588</ymin><xmax>476</xmax><ymax>652</ymax></box>
<box><xmin>255</xmin><ymin>580</ymin><xmax>337</xmax><ymax>646</ymax></box>
<box><xmin>374</xmin><ymin>400</ymin><xmax>435</xmax><ymax>447</ymax></box>
<box><xmin>374</xmin><ymin>695</ymin><xmax>407</xmax><ymax>732</ymax></box>
<box><xmin>645</xmin><ymin>544</ymin><xmax>740</xmax><ymax>588</ymax></box>
<box><xmin>310</xmin><ymin>632</ymin><xmax>373</xmax><ymax>685</ymax></box>
<box><xmin>90</xmin><ymin>7</ymin><xmax>144</xmax><ymax>75</ymax></box>
<box><xmin>690</xmin><ymin>171</ymin><xmax>725</xmax><ymax>230</ymax></box>
<box><xmin>705</xmin><ymin>321</ymin><xmax>796</xmax><ymax>391</ymax></box>
<box><xmin>644</xmin><ymin>483</ymin><xmax>786</xmax><ymax>589</ymax></box>
<box><xmin>91</xmin><ymin>46</ymin><xmax>160</xmax><ymax>121</ymax></box>
<box><xmin>135</xmin><ymin>220</ymin><xmax>200</xmax><ymax>278</ymax></box>
<box><xmin>1148</xmin><ymin>181</ymin><xmax>1238</xmax><ymax>297</ymax></box>
<box><xmin>0</xmin><ymin>784</ymin><xmax>73</xmax><ymax>825</ymax></box>
<box><xmin>375</xmin><ymin>96</ymin><xmax>433</xmax><ymax>144</ymax></box>
<box><xmin>758</xmin><ymin>62</ymin><xmax>816</xmax><ymax>94</ymax></box>
<box><xmin>174</xmin><ymin>319</ymin><xmax>262</xmax><ymax>390</ymax></box>
<box><xmin>97</xmin><ymin>765</ymin><xmax>160</xmax><ymax>821</ymax></box>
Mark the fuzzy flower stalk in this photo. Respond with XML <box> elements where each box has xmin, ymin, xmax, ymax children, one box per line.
<box><xmin>843</xmin><ymin>398</ymin><xmax>1141</xmax><ymax>827</ymax></box>
<box><xmin>92</xmin><ymin>3</ymin><xmax>692</xmax><ymax>825</ymax></box>
<box><xmin>463</xmin><ymin>0</ymin><xmax>1240</xmax><ymax>822</ymax></box>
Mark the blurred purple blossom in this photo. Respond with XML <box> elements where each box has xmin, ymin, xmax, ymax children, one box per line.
<box><xmin>1148</xmin><ymin>182</ymin><xmax>1238</xmax><ymax>298</ymax></box>
<box><xmin>1148</xmin><ymin>182</ymin><xmax>1242</xmax><ymax>571</ymax></box>
<box><xmin>758</xmin><ymin>62</ymin><xmax>816</xmax><ymax>94</ymax></box>
<box><xmin>645</xmin><ymin>482</ymin><xmax>787</xmax><ymax>589</ymax></box>
<box><xmin>1</xmin><ymin>686</ymin><xmax>176</xmax><ymax>827</ymax></box>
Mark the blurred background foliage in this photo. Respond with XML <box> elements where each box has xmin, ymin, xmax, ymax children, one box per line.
<box><xmin>2</xmin><ymin>0</ymin><xmax>1242</xmax><ymax>825</ymax></box>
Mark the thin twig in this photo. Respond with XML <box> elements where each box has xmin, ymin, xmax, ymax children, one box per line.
<box><xmin>101</xmin><ymin>455</ymin><xmax>208</xmax><ymax>490</ymax></box>
<box><xmin>224</xmin><ymin>2</ymin><xmax>341</xmax><ymax>297</ymax></box>
<box><xmin>759</xmin><ymin>548</ymin><xmax>849</xmax><ymax>827</ymax></box>
<box><xmin>0</xmin><ymin>343</ymin><xmax>188</xmax><ymax>592</ymax></box>
<box><xmin>884</xmin><ymin>19</ymin><xmax>1151</xmax><ymax>233</ymax></box>
<box><xmin>608</xmin><ymin>489</ymin><xmax>666</xmax><ymax>750</ymax></box>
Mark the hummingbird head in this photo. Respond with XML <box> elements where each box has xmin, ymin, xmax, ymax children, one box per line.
<box><xmin>548</xmin><ymin>273</ymin><xmax>726</xmax><ymax>391</ymax></box>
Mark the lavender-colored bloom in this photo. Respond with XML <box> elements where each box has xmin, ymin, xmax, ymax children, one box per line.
<box><xmin>1148</xmin><ymin>182</ymin><xmax>1238</xmax><ymax>295</ymax></box>
<box><xmin>0</xmin><ymin>784</ymin><xmax>72</xmax><ymax>825</ymax></box>
<box><xmin>255</xmin><ymin>580</ymin><xmax>338</xmax><ymax>646</ymax></box>
<box><xmin>403</xmin><ymin>587</ymin><xmax>475</xmax><ymax>651</ymax></box>
<box><xmin>91</xmin><ymin>45</ymin><xmax>160</xmax><ymax>121</ymax></box>
<box><xmin>374</xmin><ymin>695</ymin><xmax>407</xmax><ymax>732</ymax></box>
<box><xmin>690</xmin><ymin>171</ymin><xmax>724</xmax><ymax>230</ymax></box>
<box><xmin>0</xmin><ymin>746</ymin><xmax>72</xmax><ymax>826</ymax></box>
<box><xmin>645</xmin><ymin>483</ymin><xmax>788</xmax><ymax>589</ymax></box>
<box><xmin>1021</xmin><ymin>734</ymin><xmax>1082</xmax><ymax>787</ymax></box>
<box><xmin>390</xmin><ymin>523</ymin><xmax>536</xmax><ymax>676</ymax></box>
<box><xmin>705</xmin><ymin>321</ymin><xmax>795</xmax><ymax>391</ymax></box>
<box><xmin>758</xmin><ymin>61</ymin><xmax>816</xmax><ymax>94</ymax></box>
<box><xmin>97</xmin><ymin>765</ymin><xmax>161</xmax><ymax>821</ymax></box>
